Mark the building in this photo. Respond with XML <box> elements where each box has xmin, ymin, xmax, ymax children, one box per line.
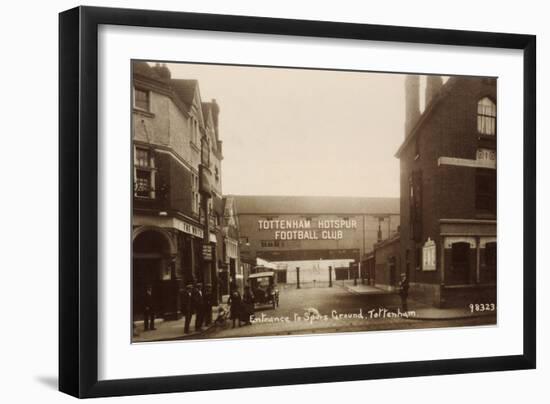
<box><xmin>220</xmin><ymin>196</ymin><xmax>247</xmax><ymax>295</ymax></box>
<box><xmin>369</xmin><ymin>233</ymin><xmax>401</xmax><ymax>291</ymax></box>
<box><xmin>232</xmin><ymin>195</ymin><xmax>400</xmax><ymax>286</ymax></box>
<box><xmin>396</xmin><ymin>75</ymin><xmax>497</xmax><ymax>307</ymax></box>
<box><xmin>131</xmin><ymin>62</ymin><xmax>225</xmax><ymax>321</ymax></box>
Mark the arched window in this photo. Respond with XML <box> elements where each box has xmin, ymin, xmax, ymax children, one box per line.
<box><xmin>477</xmin><ymin>97</ymin><xmax>496</xmax><ymax>135</ymax></box>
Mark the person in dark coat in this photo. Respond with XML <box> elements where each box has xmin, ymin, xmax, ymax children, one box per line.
<box><xmin>181</xmin><ymin>284</ymin><xmax>193</xmax><ymax>334</ymax></box>
<box><xmin>143</xmin><ymin>285</ymin><xmax>156</xmax><ymax>331</ymax></box>
<box><xmin>241</xmin><ymin>286</ymin><xmax>255</xmax><ymax>325</ymax></box>
<box><xmin>398</xmin><ymin>273</ymin><xmax>409</xmax><ymax>312</ymax></box>
<box><xmin>227</xmin><ymin>286</ymin><xmax>242</xmax><ymax>328</ymax></box>
<box><xmin>192</xmin><ymin>283</ymin><xmax>204</xmax><ymax>331</ymax></box>
<box><xmin>203</xmin><ymin>284</ymin><xmax>214</xmax><ymax>326</ymax></box>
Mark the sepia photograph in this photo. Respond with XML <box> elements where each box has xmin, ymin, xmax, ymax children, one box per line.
<box><xmin>131</xmin><ymin>60</ymin><xmax>497</xmax><ymax>343</ymax></box>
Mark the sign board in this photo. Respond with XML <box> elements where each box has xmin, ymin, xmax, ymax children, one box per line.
<box><xmin>257</xmin><ymin>218</ymin><xmax>358</xmax><ymax>241</ymax></box>
<box><xmin>202</xmin><ymin>244</ymin><xmax>213</xmax><ymax>261</ymax></box>
<box><xmin>422</xmin><ymin>238</ymin><xmax>436</xmax><ymax>271</ymax></box>
<box><xmin>476</xmin><ymin>148</ymin><xmax>496</xmax><ymax>169</ymax></box>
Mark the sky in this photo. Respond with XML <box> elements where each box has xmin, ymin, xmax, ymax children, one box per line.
<box><xmin>165</xmin><ymin>62</ymin><xmax>429</xmax><ymax>198</ymax></box>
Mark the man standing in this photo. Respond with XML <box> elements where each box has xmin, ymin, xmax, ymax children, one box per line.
<box><xmin>399</xmin><ymin>273</ymin><xmax>409</xmax><ymax>312</ymax></box>
<box><xmin>181</xmin><ymin>284</ymin><xmax>193</xmax><ymax>334</ymax></box>
<box><xmin>143</xmin><ymin>285</ymin><xmax>156</xmax><ymax>331</ymax></box>
<box><xmin>203</xmin><ymin>284</ymin><xmax>214</xmax><ymax>327</ymax></box>
<box><xmin>192</xmin><ymin>283</ymin><xmax>204</xmax><ymax>331</ymax></box>
<box><xmin>227</xmin><ymin>284</ymin><xmax>242</xmax><ymax>329</ymax></box>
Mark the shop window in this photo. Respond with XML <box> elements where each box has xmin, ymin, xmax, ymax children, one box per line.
<box><xmin>477</xmin><ymin>97</ymin><xmax>496</xmax><ymax>135</ymax></box>
<box><xmin>476</xmin><ymin>168</ymin><xmax>497</xmax><ymax>216</ymax></box>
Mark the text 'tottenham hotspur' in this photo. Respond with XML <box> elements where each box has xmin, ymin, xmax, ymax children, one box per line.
<box><xmin>257</xmin><ymin>219</ymin><xmax>357</xmax><ymax>240</ymax></box>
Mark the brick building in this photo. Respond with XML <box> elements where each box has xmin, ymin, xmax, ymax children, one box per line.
<box><xmin>131</xmin><ymin>62</ymin><xmax>225</xmax><ymax>320</ymax></box>
<box><xmin>367</xmin><ymin>233</ymin><xmax>401</xmax><ymax>291</ymax></box>
<box><xmin>396</xmin><ymin>75</ymin><xmax>497</xmax><ymax>307</ymax></box>
<box><xmin>232</xmin><ymin>195</ymin><xmax>400</xmax><ymax>286</ymax></box>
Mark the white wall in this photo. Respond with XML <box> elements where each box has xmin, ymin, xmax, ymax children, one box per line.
<box><xmin>1</xmin><ymin>1</ymin><xmax>547</xmax><ymax>403</ymax></box>
<box><xmin>274</xmin><ymin>259</ymin><xmax>354</xmax><ymax>284</ymax></box>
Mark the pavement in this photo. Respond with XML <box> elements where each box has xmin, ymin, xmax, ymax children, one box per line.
<box><xmin>133</xmin><ymin>309</ymin><xmax>219</xmax><ymax>343</ymax></box>
<box><xmin>340</xmin><ymin>280</ymin><xmax>496</xmax><ymax>320</ymax></box>
<box><xmin>132</xmin><ymin>283</ymin><xmax>496</xmax><ymax>342</ymax></box>
<box><xmin>340</xmin><ymin>280</ymin><xmax>393</xmax><ymax>295</ymax></box>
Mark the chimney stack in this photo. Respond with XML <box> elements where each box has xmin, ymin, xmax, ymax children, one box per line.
<box><xmin>210</xmin><ymin>99</ymin><xmax>220</xmax><ymax>137</ymax></box>
<box><xmin>404</xmin><ymin>75</ymin><xmax>420</xmax><ymax>137</ymax></box>
<box><xmin>211</xmin><ymin>99</ymin><xmax>222</xmax><ymax>156</ymax></box>
<box><xmin>152</xmin><ymin>62</ymin><xmax>171</xmax><ymax>80</ymax></box>
<box><xmin>425</xmin><ymin>75</ymin><xmax>443</xmax><ymax>110</ymax></box>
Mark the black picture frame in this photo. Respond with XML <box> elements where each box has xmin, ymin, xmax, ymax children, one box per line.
<box><xmin>59</xmin><ymin>6</ymin><xmax>536</xmax><ymax>398</ymax></box>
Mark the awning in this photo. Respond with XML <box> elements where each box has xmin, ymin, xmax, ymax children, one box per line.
<box><xmin>248</xmin><ymin>271</ymin><xmax>275</xmax><ymax>279</ymax></box>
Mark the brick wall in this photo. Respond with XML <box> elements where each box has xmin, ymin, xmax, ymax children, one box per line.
<box><xmin>399</xmin><ymin>76</ymin><xmax>497</xmax><ymax>290</ymax></box>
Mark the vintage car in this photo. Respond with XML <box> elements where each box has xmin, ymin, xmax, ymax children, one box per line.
<box><xmin>248</xmin><ymin>271</ymin><xmax>280</xmax><ymax>309</ymax></box>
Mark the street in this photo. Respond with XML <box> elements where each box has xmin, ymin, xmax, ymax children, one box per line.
<box><xmin>193</xmin><ymin>284</ymin><xmax>496</xmax><ymax>340</ymax></box>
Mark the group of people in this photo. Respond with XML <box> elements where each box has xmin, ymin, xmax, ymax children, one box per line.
<box><xmin>227</xmin><ymin>285</ymin><xmax>255</xmax><ymax>328</ymax></box>
<box><xmin>180</xmin><ymin>283</ymin><xmax>214</xmax><ymax>334</ymax></box>
<box><xmin>141</xmin><ymin>282</ymin><xmax>264</xmax><ymax>335</ymax></box>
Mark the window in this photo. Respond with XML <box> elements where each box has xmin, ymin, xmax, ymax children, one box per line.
<box><xmin>191</xmin><ymin>172</ymin><xmax>200</xmax><ymax>214</ymax></box>
<box><xmin>261</xmin><ymin>240</ymin><xmax>285</xmax><ymax>248</ymax></box>
<box><xmin>189</xmin><ymin>119</ymin><xmax>199</xmax><ymax>145</ymax></box>
<box><xmin>134</xmin><ymin>88</ymin><xmax>150</xmax><ymax>111</ymax></box>
<box><xmin>476</xmin><ymin>168</ymin><xmax>497</xmax><ymax>215</ymax></box>
<box><xmin>201</xmin><ymin>137</ymin><xmax>210</xmax><ymax>167</ymax></box>
<box><xmin>477</xmin><ymin>97</ymin><xmax>496</xmax><ymax>135</ymax></box>
<box><xmin>134</xmin><ymin>147</ymin><xmax>155</xmax><ymax>198</ymax></box>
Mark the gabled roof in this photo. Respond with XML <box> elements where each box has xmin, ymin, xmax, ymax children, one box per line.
<box><xmin>171</xmin><ymin>79</ymin><xmax>198</xmax><ymax>106</ymax></box>
<box><xmin>230</xmin><ymin>195</ymin><xmax>399</xmax><ymax>215</ymax></box>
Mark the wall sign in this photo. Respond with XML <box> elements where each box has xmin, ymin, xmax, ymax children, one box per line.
<box><xmin>202</xmin><ymin>244</ymin><xmax>213</xmax><ymax>261</ymax></box>
<box><xmin>257</xmin><ymin>218</ymin><xmax>358</xmax><ymax>240</ymax></box>
<box><xmin>422</xmin><ymin>237</ymin><xmax>436</xmax><ymax>271</ymax></box>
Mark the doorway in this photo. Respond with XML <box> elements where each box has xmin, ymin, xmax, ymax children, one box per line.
<box><xmin>132</xmin><ymin>229</ymin><xmax>173</xmax><ymax>321</ymax></box>
<box><xmin>451</xmin><ymin>242</ymin><xmax>471</xmax><ymax>284</ymax></box>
